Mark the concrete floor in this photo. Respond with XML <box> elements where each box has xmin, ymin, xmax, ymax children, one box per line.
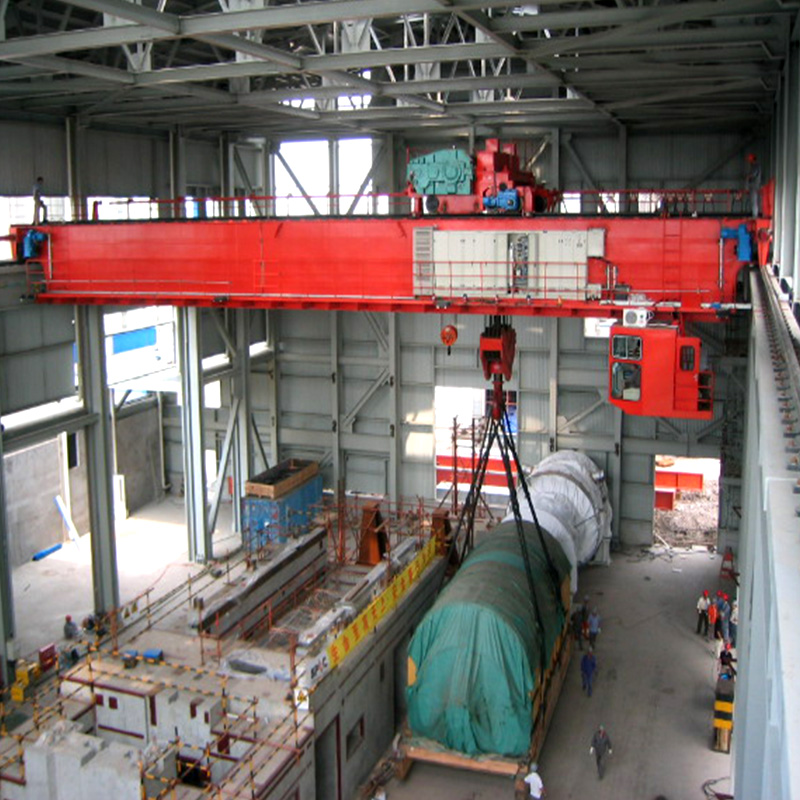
<box><xmin>384</xmin><ymin>546</ymin><xmax>734</xmax><ymax>800</ymax></box>
<box><xmin>12</xmin><ymin>497</ymin><xmax>238</xmax><ymax>658</ymax></box>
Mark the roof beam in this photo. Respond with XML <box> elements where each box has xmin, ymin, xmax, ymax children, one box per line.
<box><xmin>492</xmin><ymin>0</ymin><xmax>785</xmax><ymax>34</ymax></box>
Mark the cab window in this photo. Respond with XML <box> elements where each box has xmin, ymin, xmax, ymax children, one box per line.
<box><xmin>612</xmin><ymin>335</ymin><xmax>642</xmax><ymax>361</ymax></box>
<box><xmin>611</xmin><ymin>362</ymin><xmax>641</xmax><ymax>401</ymax></box>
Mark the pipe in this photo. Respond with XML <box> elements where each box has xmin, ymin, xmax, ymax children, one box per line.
<box><xmin>406</xmin><ymin>451</ymin><xmax>611</xmax><ymax>757</ymax></box>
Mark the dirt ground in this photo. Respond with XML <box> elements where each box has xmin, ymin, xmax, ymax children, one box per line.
<box><xmin>653</xmin><ymin>457</ymin><xmax>720</xmax><ymax>548</ymax></box>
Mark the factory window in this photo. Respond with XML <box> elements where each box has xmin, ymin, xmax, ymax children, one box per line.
<box><xmin>346</xmin><ymin>716</ymin><xmax>365</xmax><ymax>759</ymax></box>
<box><xmin>561</xmin><ymin>192</ymin><xmax>581</xmax><ymax>214</ymax></box>
<box><xmin>109</xmin><ymin>697</ymin><xmax>118</xmax><ymax>710</ymax></box>
<box><xmin>95</xmin><ymin>693</ymin><xmax>104</xmax><ymax>706</ymax></box>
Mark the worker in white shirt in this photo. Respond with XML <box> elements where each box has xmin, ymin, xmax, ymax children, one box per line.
<box><xmin>524</xmin><ymin>764</ymin><xmax>545</xmax><ymax>798</ymax></box>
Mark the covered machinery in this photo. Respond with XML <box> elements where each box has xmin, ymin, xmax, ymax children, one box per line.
<box><xmin>406</xmin><ymin>451</ymin><xmax>611</xmax><ymax>757</ymax></box>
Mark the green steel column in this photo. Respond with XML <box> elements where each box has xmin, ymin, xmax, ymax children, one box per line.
<box><xmin>178</xmin><ymin>307</ymin><xmax>210</xmax><ymax>562</ymax></box>
<box><xmin>0</xmin><ymin>411</ymin><xmax>16</xmax><ymax>686</ymax></box>
<box><xmin>76</xmin><ymin>305</ymin><xmax>119</xmax><ymax>614</ymax></box>
<box><xmin>232</xmin><ymin>310</ymin><xmax>252</xmax><ymax>533</ymax></box>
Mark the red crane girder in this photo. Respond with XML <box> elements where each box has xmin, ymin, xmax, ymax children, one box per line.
<box><xmin>21</xmin><ymin>215</ymin><xmax>754</xmax><ymax>322</ymax></box>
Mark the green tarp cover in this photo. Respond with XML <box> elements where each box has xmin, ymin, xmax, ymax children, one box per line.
<box><xmin>406</xmin><ymin>521</ymin><xmax>569</xmax><ymax>756</ymax></box>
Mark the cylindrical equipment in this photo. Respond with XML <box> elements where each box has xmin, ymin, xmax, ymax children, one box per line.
<box><xmin>406</xmin><ymin>452</ymin><xmax>611</xmax><ymax>757</ymax></box>
<box><xmin>510</xmin><ymin>451</ymin><xmax>612</xmax><ymax>591</ymax></box>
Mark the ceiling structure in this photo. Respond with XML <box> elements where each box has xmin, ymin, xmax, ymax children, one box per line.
<box><xmin>0</xmin><ymin>0</ymin><xmax>796</xmax><ymax>140</ymax></box>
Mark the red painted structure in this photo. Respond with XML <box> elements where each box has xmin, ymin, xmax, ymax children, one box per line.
<box><xmin>19</xmin><ymin>215</ymin><xmax>752</xmax><ymax>322</ymax></box>
<box><xmin>608</xmin><ymin>325</ymin><xmax>715</xmax><ymax>419</ymax></box>
<box><xmin>13</xmin><ymin>209</ymin><xmax>761</xmax><ymax>419</ymax></box>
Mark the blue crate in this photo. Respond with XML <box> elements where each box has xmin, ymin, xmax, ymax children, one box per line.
<box><xmin>242</xmin><ymin>474</ymin><xmax>323</xmax><ymax>550</ymax></box>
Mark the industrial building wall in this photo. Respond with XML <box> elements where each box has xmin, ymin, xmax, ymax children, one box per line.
<box><xmin>0</xmin><ymin>118</ymin><xmax>766</xmax><ymax>200</ymax></box>
<box><xmin>735</xmin><ymin>283</ymin><xmax>799</xmax><ymax>800</ymax></box>
<box><xmin>187</xmin><ymin>308</ymin><xmax>730</xmax><ymax>548</ymax></box>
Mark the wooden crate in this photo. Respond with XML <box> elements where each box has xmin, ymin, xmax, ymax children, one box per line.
<box><xmin>245</xmin><ymin>459</ymin><xmax>319</xmax><ymax>500</ymax></box>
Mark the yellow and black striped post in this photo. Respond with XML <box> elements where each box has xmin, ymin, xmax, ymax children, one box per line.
<box><xmin>713</xmin><ymin>676</ymin><xmax>735</xmax><ymax>752</ymax></box>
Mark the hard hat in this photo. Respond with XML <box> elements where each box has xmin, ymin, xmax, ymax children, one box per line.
<box><xmin>747</xmin><ymin>153</ymin><xmax>757</xmax><ymax>162</ymax></box>
<box><xmin>703</xmin><ymin>590</ymin><xmax>709</xmax><ymax>597</ymax></box>
<box><xmin>65</xmin><ymin>615</ymin><xmax>72</xmax><ymax>622</ymax></box>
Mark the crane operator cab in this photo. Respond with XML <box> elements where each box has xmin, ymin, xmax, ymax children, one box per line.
<box><xmin>608</xmin><ymin>325</ymin><xmax>714</xmax><ymax>419</ymax></box>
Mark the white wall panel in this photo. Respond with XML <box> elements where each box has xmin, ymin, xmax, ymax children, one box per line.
<box><xmin>83</xmin><ymin>129</ymin><xmax>170</xmax><ymax>197</ymax></box>
<box><xmin>518</xmin><ymin>350</ymin><xmax>550</xmax><ymax>392</ymax></box>
<box><xmin>515</xmin><ymin>318</ymin><xmax>551</xmax><ymax>349</ymax></box>
<box><xmin>0</xmin><ymin>305</ymin><xmax>75</xmax><ymax>413</ymax></box>
<box><xmin>400</xmin><ymin>384</ymin><xmax>434</xmax><ymax>425</ymax></box>
<box><xmin>0</xmin><ymin>121</ymin><xmax>67</xmax><ymax>195</ymax></box>
<box><xmin>185</xmin><ymin>139</ymin><xmax>221</xmax><ymax>191</ymax></box>
<box><xmin>560</xmin><ymin>132</ymin><xmax>768</xmax><ymax>191</ymax></box>
<box><xmin>400</xmin><ymin>346</ymin><xmax>434</xmax><ymax>386</ymax></box>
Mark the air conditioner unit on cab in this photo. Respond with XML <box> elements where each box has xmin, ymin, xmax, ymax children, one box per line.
<box><xmin>623</xmin><ymin>308</ymin><xmax>649</xmax><ymax>328</ymax></box>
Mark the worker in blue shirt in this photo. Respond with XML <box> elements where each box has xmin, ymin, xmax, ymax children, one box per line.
<box><xmin>581</xmin><ymin>648</ymin><xmax>597</xmax><ymax>697</ymax></box>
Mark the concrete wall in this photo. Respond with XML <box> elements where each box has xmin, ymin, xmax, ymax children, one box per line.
<box><xmin>4</xmin><ymin>435</ymin><xmax>89</xmax><ymax>566</ymax></box>
<box><xmin>115</xmin><ymin>403</ymin><xmax>164</xmax><ymax>513</ymax></box>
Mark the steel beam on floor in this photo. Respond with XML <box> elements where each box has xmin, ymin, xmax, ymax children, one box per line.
<box><xmin>76</xmin><ymin>305</ymin><xmax>120</xmax><ymax>614</ymax></box>
<box><xmin>178</xmin><ymin>307</ymin><xmax>211</xmax><ymax>562</ymax></box>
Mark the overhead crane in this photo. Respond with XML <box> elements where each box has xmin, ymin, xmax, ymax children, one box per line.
<box><xmin>10</xmin><ymin>141</ymin><xmax>769</xmax><ymax>420</ymax></box>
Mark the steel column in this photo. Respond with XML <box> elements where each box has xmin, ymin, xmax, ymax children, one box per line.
<box><xmin>328</xmin><ymin>137</ymin><xmax>340</xmax><ymax>215</ymax></box>
<box><xmin>388</xmin><ymin>313</ymin><xmax>400</xmax><ymax>500</ymax></box>
<box><xmin>331</xmin><ymin>311</ymin><xmax>341</xmax><ymax>486</ymax></box>
<box><xmin>790</xmin><ymin>45</ymin><xmax>800</xmax><ymax>294</ymax></box>
<box><xmin>66</xmin><ymin>115</ymin><xmax>87</xmax><ymax>220</ymax></box>
<box><xmin>610</xmin><ymin>406</ymin><xmax>623</xmax><ymax>544</ymax></box>
<box><xmin>169</xmin><ymin>127</ymin><xmax>186</xmax><ymax>218</ymax></box>
<box><xmin>76</xmin><ymin>305</ymin><xmax>120</xmax><ymax>613</ymax></box>
<box><xmin>617</xmin><ymin>125</ymin><xmax>628</xmax><ymax>213</ymax></box>
<box><xmin>550</xmin><ymin>128</ymin><xmax>560</xmax><ymax>192</ymax></box>
<box><xmin>232</xmin><ymin>310</ymin><xmax>252</xmax><ymax>532</ymax></box>
<box><xmin>781</xmin><ymin>44</ymin><xmax>798</xmax><ymax>282</ymax></box>
<box><xmin>266</xmin><ymin>311</ymin><xmax>280</xmax><ymax>467</ymax></box>
<box><xmin>0</xmin><ymin>404</ymin><xmax>16</xmax><ymax>687</ymax></box>
<box><xmin>264</xmin><ymin>140</ymin><xmax>275</xmax><ymax>217</ymax></box>
<box><xmin>548</xmin><ymin>318</ymin><xmax>558</xmax><ymax>453</ymax></box>
<box><xmin>177</xmin><ymin>307</ymin><xmax>210</xmax><ymax>562</ymax></box>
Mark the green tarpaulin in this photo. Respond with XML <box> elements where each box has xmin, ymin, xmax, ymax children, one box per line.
<box><xmin>406</xmin><ymin>521</ymin><xmax>569</xmax><ymax>756</ymax></box>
